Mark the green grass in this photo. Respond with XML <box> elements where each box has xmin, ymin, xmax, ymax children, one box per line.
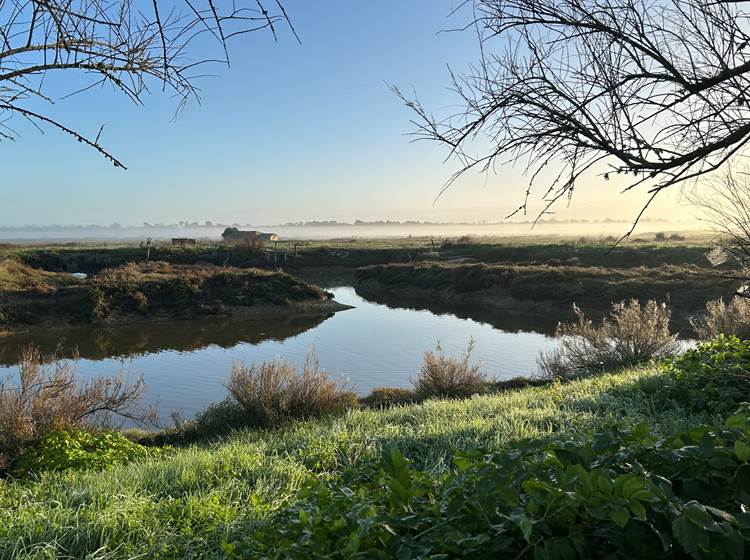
<box><xmin>0</xmin><ymin>366</ymin><xmax>711</xmax><ymax>559</ymax></box>
<box><xmin>0</xmin><ymin>259</ymin><xmax>78</xmax><ymax>293</ymax></box>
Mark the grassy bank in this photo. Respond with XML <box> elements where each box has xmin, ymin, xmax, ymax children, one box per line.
<box><xmin>4</xmin><ymin>237</ymin><xmax>737</xmax><ymax>335</ymax></box>
<box><xmin>357</xmin><ymin>262</ymin><xmax>739</xmax><ymax>329</ymax></box>
<box><xmin>0</xmin><ymin>259</ymin><xmax>337</xmax><ymax>332</ymax></box>
<box><xmin>0</xmin><ymin>365</ymin><xmax>716</xmax><ymax>559</ymax></box>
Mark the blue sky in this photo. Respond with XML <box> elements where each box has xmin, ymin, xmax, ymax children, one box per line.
<box><xmin>0</xmin><ymin>0</ymin><xmax>684</xmax><ymax>227</ymax></box>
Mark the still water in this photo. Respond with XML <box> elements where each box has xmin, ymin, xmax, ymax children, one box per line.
<box><xmin>0</xmin><ymin>287</ymin><xmax>559</xmax><ymax>422</ymax></box>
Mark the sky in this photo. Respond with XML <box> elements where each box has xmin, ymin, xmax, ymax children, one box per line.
<box><xmin>0</xmin><ymin>0</ymin><xmax>691</xmax><ymax>228</ymax></box>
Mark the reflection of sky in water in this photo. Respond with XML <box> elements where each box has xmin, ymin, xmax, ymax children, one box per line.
<box><xmin>0</xmin><ymin>287</ymin><xmax>558</xmax><ymax>422</ymax></box>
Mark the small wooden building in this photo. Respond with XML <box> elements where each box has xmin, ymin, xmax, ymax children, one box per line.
<box><xmin>221</xmin><ymin>228</ymin><xmax>279</xmax><ymax>243</ymax></box>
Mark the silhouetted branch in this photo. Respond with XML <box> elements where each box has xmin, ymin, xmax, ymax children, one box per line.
<box><xmin>399</xmin><ymin>0</ymin><xmax>750</xmax><ymax>231</ymax></box>
<box><xmin>0</xmin><ymin>0</ymin><xmax>293</xmax><ymax>165</ymax></box>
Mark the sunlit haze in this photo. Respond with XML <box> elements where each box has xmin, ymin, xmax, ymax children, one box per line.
<box><xmin>1</xmin><ymin>0</ymin><xmax>694</xmax><ymax>230</ymax></box>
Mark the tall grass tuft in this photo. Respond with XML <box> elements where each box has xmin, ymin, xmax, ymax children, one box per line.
<box><xmin>538</xmin><ymin>299</ymin><xmax>679</xmax><ymax>379</ymax></box>
<box><xmin>691</xmin><ymin>297</ymin><xmax>750</xmax><ymax>340</ymax></box>
<box><xmin>0</xmin><ymin>346</ymin><xmax>152</xmax><ymax>470</ymax></box>
<box><xmin>226</xmin><ymin>353</ymin><xmax>357</xmax><ymax>428</ymax></box>
<box><xmin>413</xmin><ymin>340</ymin><xmax>490</xmax><ymax>399</ymax></box>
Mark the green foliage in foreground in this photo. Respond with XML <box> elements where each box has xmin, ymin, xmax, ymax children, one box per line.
<box><xmin>241</xmin><ymin>411</ymin><xmax>750</xmax><ymax>559</ymax></box>
<box><xmin>661</xmin><ymin>336</ymin><xmax>750</xmax><ymax>415</ymax></box>
<box><xmin>0</xmin><ymin>366</ymin><xmax>710</xmax><ymax>559</ymax></box>
<box><xmin>11</xmin><ymin>430</ymin><xmax>163</xmax><ymax>477</ymax></box>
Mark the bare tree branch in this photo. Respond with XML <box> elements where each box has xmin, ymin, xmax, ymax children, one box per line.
<box><xmin>398</xmin><ymin>0</ymin><xmax>750</xmax><ymax>232</ymax></box>
<box><xmin>688</xmin><ymin>164</ymin><xmax>750</xmax><ymax>293</ymax></box>
<box><xmin>0</xmin><ymin>0</ymin><xmax>293</xmax><ymax>165</ymax></box>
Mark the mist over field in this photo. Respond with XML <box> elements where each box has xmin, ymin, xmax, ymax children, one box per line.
<box><xmin>0</xmin><ymin>219</ymin><xmax>701</xmax><ymax>243</ymax></box>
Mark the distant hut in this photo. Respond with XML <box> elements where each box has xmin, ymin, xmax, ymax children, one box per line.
<box><xmin>221</xmin><ymin>227</ymin><xmax>279</xmax><ymax>244</ymax></box>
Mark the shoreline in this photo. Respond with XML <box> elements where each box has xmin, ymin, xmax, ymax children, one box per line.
<box><xmin>0</xmin><ymin>297</ymin><xmax>353</xmax><ymax>338</ymax></box>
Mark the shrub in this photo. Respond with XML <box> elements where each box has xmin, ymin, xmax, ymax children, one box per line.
<box><xmin>691</xmin><ymin>297</ymin><xmax>750</xmax><ymax>340</ymax></box>
<box><xmin>413</xmin><ymin>341</ymin><xmax>489</xmax><ymax>399</ymax></box>
<box><xmin>226</xmin><ymin>353</ymin><xmax>357</xmax><ymax>428</ymax></box>
<box><xmin>660</xmin><ymin>335</ymin><xmax>750</xmax><ymax>415</ymax></box>
<box><xmin>0</xmin><ymin>346</ymin><xmax>153</xmax><ymax>470</ymax></box>
<box><xmin>193</xmin><ymin>399</ymin><xmax>247</xmax><ymax>434</ymax></box>
<box><xmin>360</xmin><ymin>387</ymin><xmax>420</xmax><ymax>408</ymax></box>
<box><xmin>12</xmin><ymin>429</ymin><xmax>159</xmax><ymax>476</ymax></box>
<box><xmin>232</xmin><ymin>410</ymin><xmax>750</xmax><ymax>559</ymax></box>
<box><xmin>538</xmin><ymin>299</ymin><xmax>679</xmax><ymax>378</ymax></box>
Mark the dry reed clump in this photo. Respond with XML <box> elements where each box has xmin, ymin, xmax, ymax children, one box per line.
<box><xmin>413</xmin><ymin>341</ymin><xmax>490</xmax><ymax>399</ymax></box>
<box><xmin>0</xmin><ymin>346</ymin><xmax>153</xmax><ymax>469</ymax></box>
<box><xmin>226</xmin><ymin>353</ymin><xmax>357</xmax><ymax>428</ymax></box>
<box><xmin>691</xmin><ymin>297</ymin><xmax>750</xmax><ymax>340</ymax></box>
<box><xmin>538</xmin><ymin>299</ymin><xmax>679</xmax><ymax>379</ymax></box>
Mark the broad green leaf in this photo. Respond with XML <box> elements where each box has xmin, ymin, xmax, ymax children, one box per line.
<box><xmin>735</xmin><ymin>440</ymin><xmax>750</xmax><ymax>462</ymax></box>
<box><xmin>608</xmin><ymin>506</ymin><xmax>630</xmax><ymax>528</ymax></box>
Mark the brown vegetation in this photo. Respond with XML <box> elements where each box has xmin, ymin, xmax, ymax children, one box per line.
<box><xmin>691</xmin><ymin>297</ymin><xmax>750</xmax><ymax>341</ymax></box>
<box><xmin>226</xmin><ymin>353</ymin><xmax>358</xmax><ymax>428</ymax></box>
<box><xmin>413</xmin><ymin>341</ymin><xmax>490</xmax><ymax>399</ymax></box>
<box><xmin>0</xmin><ymin>261</ymin><xmax>334</xmax><ymax>331</ymax></box>
<box><xmin>356</xmin><ymin>262</ymin><xmax>737</xmax><ymax>328</ymax></box>
<box><xmin>538</xmin><ymin>300</ymin><xmax>679</xmax><ymax>379</ymax></box>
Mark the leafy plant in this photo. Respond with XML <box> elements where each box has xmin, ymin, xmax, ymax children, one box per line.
<box><xmin>233</xmin><ymin>410</ymin><xmax>750</xmax><ymax>559</ymax></box>
<box><xmin>12</xmin><ymin>429</ymin><xmax>161</xmax><ymax>476</ymax></box>
<box><xmin>660</xmin><ymin>335</ymin><xmax>750</xmax><ymax>415</ymax></box>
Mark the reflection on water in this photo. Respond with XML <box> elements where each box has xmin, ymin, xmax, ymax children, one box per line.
<box><xmin>0</xmin><ymin>287</ymin><xmax>559</xmax><ymax>422</ymax></box>
<box><xmin>354</xmin><ymin>286</ymin><xmax>570</xmax><ymax>334</ymax></box>
<box><xmin>0</xmin><ymin>313</ymin><xmax>334</xmax><ymax>365</ymax></box>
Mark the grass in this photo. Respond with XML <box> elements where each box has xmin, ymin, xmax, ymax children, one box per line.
<box><xmin>0</xmin><ymin>365</ymin><xmax>712</xmax><ymax>559</ymax></box>
<box><xmin>0</xmin><ymin>233</ymin><xmax>720</xmax><ymax>274</ymax></box>
<box><xmin>0</xmin><ymin>258</ymin><xmax>78</xmax><ymax>293</ymax></box>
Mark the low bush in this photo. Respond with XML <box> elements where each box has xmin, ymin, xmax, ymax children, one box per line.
<box><xmin>150</xmin><ymin>399</ymin><xmax>249</xmax><ymax>445</ymax></box>
<box><xmin>12</xmin><ymin>429</ymin><xmax>160</xmax><ymax>477</ymax></box>
<box><xmin>660</xmin><ymin>335</ymin><xmax>750</xmax><ymax>415</ymax></box>
<box><xmin>539</xmin><ymin>299</ymin><xmax>679</xmax><ymax>378</ymax></box>
<box><xmin>0</xmin><ymin>346</ymin><xmax>153</xmax><ymax>471</ymax></box>
<box><xmin>226</xmin><ymin>353</ymin><xmax>357</xmax><ymax>428</ymax></box>
<box><xmin>691</xmin><ymin>297</ymin><xmax>750</xmax><ymax>340</ymax></box>
<box><xmin>360</xmin><ymin>387</ymin><xmax>420</xmax><ymax>408</ymax></box>
<box><xmin>235</xmin><ymin>409</ymin><xmax>750</xmax><ymax>559</ymax></box>
<box><xmin>413</xmin><ymin>341</ymin><xmax>490</xmax><ymax>399</ymax></box>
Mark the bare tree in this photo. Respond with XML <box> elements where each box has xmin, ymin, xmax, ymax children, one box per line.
<box><xmin>0</xmin><ymin>0</ymin><xmax>296</xmax><ymax>167</ymax></box>
<box><xmin>396</xmin><ymin>0</ymin><xmax>750</xmax><ymax>233</ymax></box>
<box><xmin>689</xmin><ymin>166</ymin><xmax>750</xmax><ymax>297</ymax></box>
